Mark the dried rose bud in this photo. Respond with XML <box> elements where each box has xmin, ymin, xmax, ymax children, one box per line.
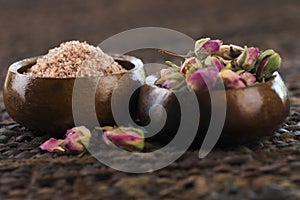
<box><xmin>255</xmin><ymin>49</ymin><xmax>281</xmax><ymax>81</ymax></box>
<box><xmin>102</xmin><ymin>126</ymin><xmax>144</xmax><ymax>152</ymax></box>
<box><xmin>187</xmin><ymin>68</ymin><xmax>219</xmax><ymax>91</ymax></box>
<box><xmin>206</xmin><ymin>56</ymin><xmax>224</xmax><ymax>71</ymax></box>
<box><xmin>64</xmin><ymin>126</ymin><xmax>91</xmax><ymax>153</ymax></box>
<box><xmin>235</xmin><ymin>47</ymin><xmax>260</xmax><ymax>71</ymax></box>
<box><xmin>194</xmin><ymin>38</ymin><xmax>223</xmax><ymax>59</ymax></box>
<box><xmin>240</xmin><ymin>72</ymin><xmax>256</xmax><ymax>86</ymax></box>
<box><xmin>217</xmin><ymin>44</ymin><xmax>244</xmax><ymax>60</ymax></box>
<box><xmin>180</xmin><ymin>57</ymin><xmax>201</xmax><ymax>74</ymax></box>
<box><xmin>155</xmin><ymin>71</ymin><xmax>185</xmax><ymax>90</ymax></box>
<box><xmin>160</xmin><ymin>67</ymin><xmax>178</xmax><ymax>77</ymax></box>
<box><xmin>40</xmin><ymin>138</ymin><xmax>65</xmax><ymax>153</ymax></box>
<box><xmin>220</xmin><ymin>69</ymin><xmax>247</xmax><ymax>89</ymax></box>
<box><xmin>160</xmin><ymin>78</ymin><xmax>183</xmax><ymax>89</ymax></box>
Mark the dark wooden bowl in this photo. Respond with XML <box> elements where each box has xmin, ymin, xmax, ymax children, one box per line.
<box><xmin>3</xmin><ymin>54</ymin><xmax>144</xmax><ymax>136</ymax></box>
<box><xmin>138</xmin><ymin>72</ymin><xmax>290</xmax><ymax>147</ymax></box>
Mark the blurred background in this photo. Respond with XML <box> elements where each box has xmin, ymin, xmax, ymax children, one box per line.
<box><xmin>0</xmin><ymin>0</ymin><xmax>299</xmax><ymax>87</ymax></box>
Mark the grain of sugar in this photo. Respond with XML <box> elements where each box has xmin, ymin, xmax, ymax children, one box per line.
<box><xmin>25</xmin><ymin>41</ymin><xmax>127</xmax><ymax>78</ymax></box>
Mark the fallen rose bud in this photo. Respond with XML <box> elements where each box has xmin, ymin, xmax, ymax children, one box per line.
<box><xmin>40</xmin><ymin>126</ymin><xmax>92</xmax><ymax>154</ymax></box>
<box><xmin>64</xmin><ymin>126</ymin><xmax>91</xmax><ymax>153</ymax></box>
<box><xmin>194</xmin><ymin>38</ymin><xmax>223</xmax><ymax>59</ymax></box>
<box><xmin>255</xmin><ymin>49</ymin><xmax>281</xmax><ymax>81</ymax></box>
<box><xmin>235</xmin><ymin>47</ymin><xmax>260</xmax><ymax>71</ymax></box>
<box><xmin>40</xmin><ymin>138</ymin><xmax>65</xmax><ymax>153</ymax></box>
<box><xmin>187</xmin><ymin>67</ymin><xmax>219</xmax><ymax>91</ymax></box>
<box><xmin>240</xmin><ymin>72</ymin><xmax>256</xmax><ymax>86</ymax></box>
<box><xmin>220</xmin><ymin>69</ymin><xmax>247</xmax><ymax>89</ymax></box>
<box><xmin>102</xmin><ymin>126</ymin><xmax>144</xmax><ymax>152</ymax></box>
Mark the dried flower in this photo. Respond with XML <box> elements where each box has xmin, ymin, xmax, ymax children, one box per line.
<box><xmin>206</xmin><ymin>56</ymin><xmax>224</xmax><ymax>71</ymax></box>
<box><xmin>217</xmin><ymin>45</ymin><xmax>244</xmax><ymax>60</ymax></box>
<box><xmin>64</xmin><ymin>126</ymin><xmax>91</xmax><ymax>153</ymax></box>
<box><xmin>194</xmin><ymin>38</ymin><xmax>223</xmax><ymax>59</ymax></box>
<box><xmin>180</xmin><ymin>57</ymin><xmax>202</xmax><ymax>74</ymax></box>
<box><xmin>240</xmin><ymin>72</ymin><xmax>256</xmax><ymax>86</ymax></box>
<box><xmin>187</xmin><ymin>68</ymin><xmax>219</xmax><ymax>91</ymax></box>
<box><xmin>220</xmin><ymin>69</ymin><xmax>247</xmax><ymax>89</ymax></box>
<box><xmin>160</xmin><ymin>67</ymin><xmax>178</xmax><ymax>77</ymax></box>
<box><xmin>255</xmin><ymin>49</ymin><xmax>281</xmax><ymax>81</ymax></box>
<box><xmin>235</xmin><ymin>47</ymin><xmax>260</xmax><ymax>71</ymax></box>
<box><xmin>102</xmin><ymin>126</ymin><xmax>144</xmax><ymax>152</ymax></box>
<box><xmin>40</xmin><ymin>138</ymin><xmax>65</xmax><ymax>153</ymax></box>
<box><xmin>156</xmin><ymin>68</ymin><xmax>185</xmax><ymax>90</ymax></box>
<box><xmin>158</xmin><ymin>37</ymin><xmax>282</xmax><ymax>91</ymax></box>
<box><xmin>40</xmin><ymin>126</ymin><xmax>91</xmax><ymax>154</ymax></box>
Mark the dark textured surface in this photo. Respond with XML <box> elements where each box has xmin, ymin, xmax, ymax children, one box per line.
<box><xmin>1</xmin><ymin>1</ymin><xmax>300</xmax><ymax>199</ymax></box>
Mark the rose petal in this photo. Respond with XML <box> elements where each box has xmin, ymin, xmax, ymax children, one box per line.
<box><xmin>40</xmin><ymin>138</ymin><xmax>65</xmax><ymax>153</ymax></box>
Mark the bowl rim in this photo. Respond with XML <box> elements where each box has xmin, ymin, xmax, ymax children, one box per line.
<box><xmin>8</xmin><ymin>54</ymin><xmax>144</xmax><ymax>80</ymax></box>
<box><xmin>145</xmin><ymin>71</ymin><xmax>281</xmax><ymax>93</ymax></box>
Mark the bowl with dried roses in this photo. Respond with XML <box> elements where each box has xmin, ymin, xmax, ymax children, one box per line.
<box><xmin>138</xmin><ymin>38</ymin><xmax>290</xmax><ymax>146</ymax></box>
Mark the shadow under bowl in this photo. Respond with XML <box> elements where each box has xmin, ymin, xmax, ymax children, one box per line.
<box><xmin>3</xmin><ymin>54</ymin><xmax>145</xmax><ymax>136</ymax></box>
<box><xmin>138</xmin><ymin>72</ymin><xmax>290</xmax><ymax>147</ymax></box>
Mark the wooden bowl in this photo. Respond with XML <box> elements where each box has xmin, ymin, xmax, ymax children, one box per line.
<box><xmin>3</xmin><ymin>54</ymin><xmax>144</xmax><ymax>135</ymax></box>
<box><xmin>138</xmin><ymin>72</ymin><xmax>290</xmax><ymax>147</ymax></box>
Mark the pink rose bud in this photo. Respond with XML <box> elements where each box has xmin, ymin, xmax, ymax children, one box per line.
<box><xmin>195</xmin><ymin>38</ymin><xmax>223</xmax><ymax>59</ymax></box>
<box><xmin>180</xmin><ymin>57</ymin><xmax>201</xmax><ymax>74</ymax></box>
<box><xmin>240</xmin><ymin>72</ymin><xmax>256</xmax><ymax>86</ymax></box>
<box><xmin>102</xmin><ymin>126</ymin><xmax>144</xmax><ymax>152</ymax></box>
<box><xmin>220</xmin><ymin>69</ymin><xmax>247</xmax><ymax>89</ymax></box>
<box><xmin>187</xmin><ymin>68</ymin><xmax>219</xmax><ymax>91</ymax></box>
<box><xmin>255</xmin><ymin>49</ymin><xmax>281</xmax><ymax>81</ymax></box>
<box><xmin>155</xmin><ymin>70</ymin><xmax>185</xmax><ymax>90</ymax></box>
<box><xmin>64</xmin><ymin>126</ymin><xmax>91</xmax><ymax>153</ymax></box>
<box><xmin>207</xmin><ymin>56</ymin><xmax>224</xmax><ymax>71</ymax></box>
<box><xmin>235</xmin><ymin>47</ymin><xmax>260</xmax><ymax>71</ymax></box>
<box><xmin>160</xmin><ymin>79</ymin><xmax>182</xmax><ymax>89</ymax></box>
<box><xmin>160</xmin><ymin>67</ymin><xmax>178</xmax><ymax>77</ymax></box>
<box><xmin>40</xmin><ymin>138</ymin><xmax>65</xmax><ymax>153</ymax></box>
